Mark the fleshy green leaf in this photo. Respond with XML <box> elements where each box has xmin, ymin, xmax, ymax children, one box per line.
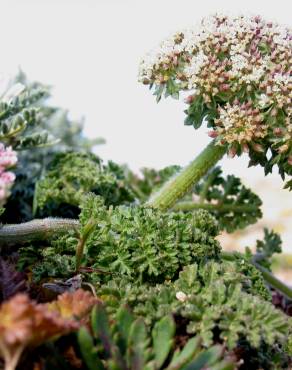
<box><xmin>152</xmin><ymin>315</ymin><xmax>176</xmax><ymax>368</ymax></box>
<box><xmin>78</xmin><ymin>327</ymin><xmax>105</xmax><ymax>370</ymax></box>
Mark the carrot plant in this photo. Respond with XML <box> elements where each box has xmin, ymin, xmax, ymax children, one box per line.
<box><xmin>0</xmin><ymin>14</ymin><xmax>291</xmax><ymax>370</ymax></box>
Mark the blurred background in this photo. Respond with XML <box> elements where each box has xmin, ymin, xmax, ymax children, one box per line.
<box><xmin>0</xmin><ymin>0</ymin><xmax>291</xmax><ymax>277</ymax></box>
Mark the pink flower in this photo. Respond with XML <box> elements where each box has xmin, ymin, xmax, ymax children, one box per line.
<box><xmin>0</xmin><ymin>143</ymin><xmax>17</xmax><ymax>206</ymax></box>
<box><xmin>1</xmin><ymin>171</ymin><xmax>16</xmax><ymax>184</ymax></box>
<box><xmin>0</xmin><ymin>145</ymin><xmax>17</xmax><ymax>168</ymax></box>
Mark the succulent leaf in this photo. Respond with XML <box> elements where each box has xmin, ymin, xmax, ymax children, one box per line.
<box><xmin>152</xmin><ymin>315</ymin><xmax>176</xmax><ymax>368</ymax></box>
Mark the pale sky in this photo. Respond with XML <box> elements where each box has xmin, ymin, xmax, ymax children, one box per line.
<box><xmin>0</xmin><ymin>0</ymin><xmax>292</xmax><ymax>251</ymax></box>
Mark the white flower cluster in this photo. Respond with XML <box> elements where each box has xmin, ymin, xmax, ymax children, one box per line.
<box><xmin>139</xmin><ymin>14</ymin><xmax>292</xmax><ymax>153</ymax></box>
<box><xmin>215</xmin><ymin>102</ymin><xmax>267</xmax><ymax>148</ymax></box>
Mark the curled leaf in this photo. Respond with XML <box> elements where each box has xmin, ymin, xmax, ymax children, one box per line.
<box><xmin>0</xmin><ymin>289</ymin><xmax>97</xmax><ymax>370</ymax></box>
<box><xmin>46</xmin><ymin>288</ymin><xmax>99</xmax><ymax>319</ymax></box>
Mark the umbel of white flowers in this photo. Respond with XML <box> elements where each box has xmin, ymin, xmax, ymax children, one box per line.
<box><xmin>139</xmin><ymin>14</ymin><xmax>292</xmax><ymax>162</ymax></box>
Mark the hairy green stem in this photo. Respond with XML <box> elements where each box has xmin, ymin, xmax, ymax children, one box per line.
<box><xmin>172</xmin><ymin>202</ymin><xmax>259</xmax><ymax>213</ymax></box>
<box><xmin>0</xmin><ymin>218</ymin><xmax>80</xmax><ymax>246</ymax></box>
<box><xmin>222</xmin><ymin>251</ymin><xmax>292</xmax><ymax>300</ymax></box>
<box><xmin>146</xmin><ymin>140</ymin><xmax>226</xmax><ymax>210</ymax></box>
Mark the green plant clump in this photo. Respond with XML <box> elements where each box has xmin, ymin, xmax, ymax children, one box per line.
<box><xmin>98</xmin><ymin>263</ymin><xmax>287</xmax><ymax>348</ymax></box>
<box><xmin>78</xmin><ymin>302</ymin><xmax>236</xmax><ymax>370</ymax></box>
<box><xmin>34</xmin><ymin>152</ymin><xmax>134</xmax><ymax>214</ymax></box>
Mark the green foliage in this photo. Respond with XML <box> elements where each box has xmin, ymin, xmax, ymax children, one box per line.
<box><xmin>98</xmin><ymin>262</ymin><xmax>289</xmax><ymax>353</ymax></box>
<box><xmin>34</xmin><ymin>152</ymin><xmax>134</xmax><ymax>214</ymax></box>
<box><xmin>78</xmin><ymin>303</ymin><xmax>235</xmax><ymax>370</ymax></box>
<box><xmin>2</xmin><ymin>74</ymin><xmax>105</xmax><ymax>223</ymax></box>
<box><xmin>77</xmin><ymin>194</ymin><xmax>220</xmax><ymax>283</ymax></box>
<box><xmin>32</xmin><ymin>249</ymin><xmax>76</xmax><ymax>282</ymax></box>
<box><xmin>17</xmin><ymin>232</ymin><xmax>77</xmax><ymax>282</ymax></box>
<box><xmin>17</xmin><ymin>245</ymin><xmax>75</xmax><ymax>283</ymax></box>
<box><xmin>0</xmin><ymin>78</ymin><xmax>56</xmax><ymax>150</ymax></box>
<box><xmin>284</xmin><ymin>178</ymin><xmax>292</xmax><ymax>191</ymax></box>
<box><xmin>20</xmin><ymin>193</ymin><xmax>220</xmax><ymax>283</ymax></box>
<box><xmin>228</xmin><ymin>252</ymin><xmax>271</xmax><ymax>301</ymax></box>
<box><xmin>16</xmin><ymin>245</ymin><xmax>43</xmax><ymax>272</ymax></box>
<box><xmin>254</xmin><ymin>228</ymin><xmax>282</xmax><ymax>270</ymax></box>
<box><xmin>190</xmin><ymin>167</ymin><xmax>262</xmax><ymax>232</ymax></box>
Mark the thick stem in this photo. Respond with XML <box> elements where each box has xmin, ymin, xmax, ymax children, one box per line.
<box><xmin>146</xmin><ymin>140</ymin><xmax>226</xmax><ymax>211</ymax></box>
<box><xmin>0</xmin><ymin>218</ymin><xmax>80</xmax><ymax>246</ymax></box>
<box><xmin>172</xmin><ymin>202</ymin><xmax>259</xmax><ymax>213</ymax></box>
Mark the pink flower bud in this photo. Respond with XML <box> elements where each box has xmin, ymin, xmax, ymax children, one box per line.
<box><xmin>220</xmin><ymin>84</ymin><xmax>229</xmax><ymax>91</ymax></box>
<box><xmin>253</xmin><ymin>143</ymin><xmax>264</xmax><ymax>152</ymax></box>
<box><xmin>254</xmin><ymin>15</ymin><xmax>261</xmax><ymax>23</ymax></box>
<box><xmin>208</xmin><ymin>130</ymin><xmax>218</xmax><ymax>138</ymax></box>
<box><xmin>273</xmin><ymin>127</ymin><xmax>282</xmax><ymax>136</ymax></box>
<box><xmin>228</xmin><ymin>147</ymin><xmax>237</xmax><ymax>158</ymax></box>
<box><xmin>242</xmin><ymin>143</ymin><xmax>249</xmax><ymax>153</ymax></box>
<box><xmin>184</xmin><ymin>95</ymin><xmax>194</xmax><ymax>104</ymax></box>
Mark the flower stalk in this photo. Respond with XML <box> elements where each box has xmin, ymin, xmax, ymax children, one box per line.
<box><xmin>146</xmin><ymin>140</ymin><xmax>226</xmax><ymax>210</ymax></box>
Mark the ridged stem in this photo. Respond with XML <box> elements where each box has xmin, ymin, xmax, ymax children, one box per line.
<box><xmin>172</xmin><ymin>202</ymin><xmax>259</xmax><ymax>213</ymax></box>
<box><xmin>0</xmin><ymin>218</ymin><xmax>80</xmax><ymax>246</ymax></box>
<box><xmin>146</xmin><ymin>140</ymin><xmax>226</xmax><ymax>210</ymax></box>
